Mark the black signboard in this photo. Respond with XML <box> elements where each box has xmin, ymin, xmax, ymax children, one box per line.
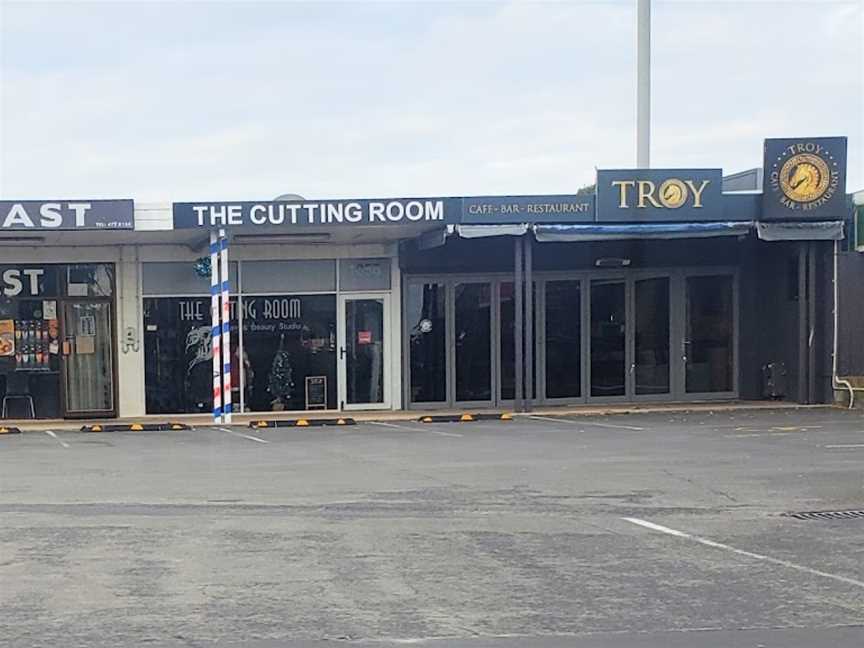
<box><xmin>762</xmin><ymin>137</ymin><xmax>847</xmax><ymax>220</ymax></box>
<box><xmin>596</xmin><ymin>169</ymin><xmax>724</xmax><ymax>222</ymax></box>
<box><xmin>305</xmin><ymin>376</ymin><xmax>327</xmax><ymax>410</ymax></box>
<box><xmin>461</xmin><ymin>194</ymin><xmax>594</xmax><ymax>224</ymax></box>
<box><xmin>173</xmin><ymin>198</ymin><xmax>462</xmax><ymax>229</ymax></box>
<box><xmin>0</xmin><ymin>200</ymin><xmax>134</xmax><ymax>230</ymax></box>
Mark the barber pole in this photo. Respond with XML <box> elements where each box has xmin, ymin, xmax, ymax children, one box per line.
<box><xmin>210</xmin><ymin>230</ymin><xmax>222</xmax><ymax>423</ymax></box>
<box><xmin>219</xmin><ymin>229</ymin><xmax>232</xmax><ymax>424</ymax></box>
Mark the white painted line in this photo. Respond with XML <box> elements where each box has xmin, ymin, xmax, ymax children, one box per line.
<box><xmin>529</xmin><ymin>415</ymin><xmax>643</xmax><ymax>431</ymax></box>
<box><xmin>623</xmin><ymin>516</ymin><xmax>864</xmax><ymax>590</ymax></box>
<box><xmin>369</xmin><ymin>421</ymin><xmax>461</xmax><ymax>436</ymax></box>
<box><xmin>44</xmin><ymin>430</ymin><xmax>70</xmax><ymax>448</ymax></box>
<box><xmin>824</xmin><ymin>444</ymin><xmax>864</xmax><ymax>449</ymax></box>
<box><xmin>370</xmin><ymin>421</ymin><xmax>420</xmax><ymax>431</ymax></box>
<box><xmin>217</xmin><ymin>427</ymin><xmax>268</xmax><ymax>444</ymax></box>
<box><xmin>427</xmin><ymin>429</ymin><xmax>463</xmax><ymax>438</ymax></box>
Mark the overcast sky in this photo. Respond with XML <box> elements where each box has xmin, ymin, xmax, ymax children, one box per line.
<box><xmin>0</xmin><ymin>0</ymin><xmax>861</xmax><ymax>201</ymax></box>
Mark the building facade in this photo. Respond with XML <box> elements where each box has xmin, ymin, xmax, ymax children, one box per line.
<box><xmin>0</xmin><ymin>137</ymin><xmax>860</xmax><ymax>420</ymax></box>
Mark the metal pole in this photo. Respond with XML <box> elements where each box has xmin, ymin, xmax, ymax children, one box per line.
<box><xmin>636</xmin><ymin>0</ymin><xmax>651</xmax><ymax>168</ymax></box>
<box><xmin>514</xmin><ymin>237</ymin><xmax>524</xmax><ymax>412</ymax></box>
<box><xmin>220</xmin><ymin>229</ymin><xmax>233</xmax><ymax>424</ymax></box>
<box><xmin>210</xmin><ymin>230</ymin><xmax>223</xmax><ymax>423</ymax></box>
<box><xmin>807</xmin><ymin>242</ymin><xmax>817</xmax><ymax>404</ymax></box>
<box><xmin>524</xmin><ymin>235</ymin><xmax>534</xmax><ymax>411</ymax></box>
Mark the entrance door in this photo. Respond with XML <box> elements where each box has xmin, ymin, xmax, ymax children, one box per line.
<box><xmin>589</xmin><ymin>278</ymin><xmax>627</xmax><ymax>400</ymax></box>
<box><xmin>61</xmin><ymin>301</ymin><xmax>116</xmax><ymax>417</ymax></box>
<box><xmin>338</xmin><ymin>294</ymin><xmax>390</xmax><ymax>410</ymax></box>
<box><xmin>632</xmin><ymin>276</ymin><xmax>672</xmax><ymax>399</ymax></box>
<box><xmin>683</xmin><ymin>274</ymin><xmax>737</xmax><ymax>398</ymax></box>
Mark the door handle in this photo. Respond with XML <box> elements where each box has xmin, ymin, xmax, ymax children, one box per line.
<box><xmin>339</xmin><ymin>346</ymin><xmax>346</xmax><ymax>360</ymax></box>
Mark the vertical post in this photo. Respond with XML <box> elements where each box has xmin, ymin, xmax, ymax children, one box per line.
<box><xmin>524</xmin><ymin>235</ymin><xmax>534</xmax><ymax>411</ymax></box>
<box><xmin>210</xmin><ymin>230</ymin><xmax>223</xmax><ymax>423</ymax></box>
<box><xmin>636</xmin><ymin>0</ymin><xmax>651</xmax><ymax>168</ymax></box>
<box><xmin>808</xmin><ymin>242</ymin><xmax>817</xmax><ymax>404</ymax></box>
<box><xmin>220</xmin><ymin>229</ymin><xmax>232</xmax><ymax>424</ymax></box>
<box><xmin>514</xmin><ymin>237</ymin><xmax>524</xmax><ymax>412</ymax></box>
<box><xmin>797</xmin><ymin>243</ymin><xmax>808</xmax><ymax>404</ymax></box>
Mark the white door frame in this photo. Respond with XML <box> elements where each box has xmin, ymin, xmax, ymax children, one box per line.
<box><xmin>337</xmin><ymin>292</ymin><xmax>392</xmax><ymax>411</ymax></box>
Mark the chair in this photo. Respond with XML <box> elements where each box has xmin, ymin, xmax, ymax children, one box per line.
<box><xmin>2</xmin><ymin>372</ymin><xmax>35</xmax><ymax>419</ymax></box>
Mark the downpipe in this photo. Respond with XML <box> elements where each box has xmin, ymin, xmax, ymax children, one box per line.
<box><xmin>832</xmin><ymin>239</ymin><xmax>858</xmax><ymax>408</ymax></box>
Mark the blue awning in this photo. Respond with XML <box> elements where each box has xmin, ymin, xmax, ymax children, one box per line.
<box><xmin>533</xmin><ymin>221</ymin><xmax>754</xmax><ymax>242</ymax></box>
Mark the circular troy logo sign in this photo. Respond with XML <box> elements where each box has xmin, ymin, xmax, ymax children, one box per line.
<box><xmin>658</xmin><ymin>179</ymin><xmax>688</xmax><ymax>208</ymax></box>
<box><xmin>779</xmin><ymin>153</ymin><xmax>831</xmax><ymax>203</ymax></box>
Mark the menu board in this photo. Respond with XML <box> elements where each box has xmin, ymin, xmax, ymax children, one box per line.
<box><xmin>305</xmin><ymin>376</ymin><xmax>327</xmax><ymax>410</ymax></box>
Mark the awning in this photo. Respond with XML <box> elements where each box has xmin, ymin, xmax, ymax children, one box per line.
<box><xmin>454</xmin><ymin>224</ymin><xmax>530</xmax><ymax>238</ymax></box>
<box><xmin>756</xmin><ymin>221</ymin><xmax>845</xmax><ymax>241</ymax></box>
<box><xmin>533</xmin><ymin>221</ymin><xmax>754</xmax><ymax>242</ymax></box>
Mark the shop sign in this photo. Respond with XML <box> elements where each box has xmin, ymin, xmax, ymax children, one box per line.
<box><xmin>173</xmin><ymin>198</ymin><xmax>462</xmax><ymax>229</ymax></box>
<box><xmin>0</xmin><ymin>200</ymin><xmax>134</xmax><ymax>230</ymax></box>
<box><xmin>762</xmin><ymin>137</ymin><xmax>847</xmax><ymax>220</ymax></box>
<box><xmin>461</xmin><ymin>195</ymin><xmax>594</xmax><ymax>224</ymax></box>
<box><xmin>596</xmin><ymin>169</ymin><xmax>723</xmax><ymax>222</ymax></box>
<box><xmin>1</xmin><ymin>268</ymin><xmax>46</xmax><ymax>297</ymax></box>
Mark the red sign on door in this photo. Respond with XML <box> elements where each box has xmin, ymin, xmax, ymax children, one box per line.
<box><xmin>357</xmin><ymin>330</ymin><xmax>372</xmax><ymax>345</ymax></box>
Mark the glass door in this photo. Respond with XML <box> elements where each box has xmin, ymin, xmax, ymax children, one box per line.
<box><xmin>338</xmin><ymin>294</ymin><xmax>390</xmax><ymax>410</ymax></box>
<box><xmin>61</xmin><ymin>301</ymin><xmax>116</xmax><ymax>417</ymax></box>
<box><xmin>684</xmin><ymin>274</ymin><xmax>737</xmax><ymax>398</ymax></box>
<box><xmin>632</xmin><ymin>276</ymin><xmax>672</xmax><ymax>399</ymax></box>
<box><xmin>454</xmin><ymin>282</ymin><xmax>493</xmax><ymax>405</ymax></box>
<box><xmin>589</xmin><ymin>279</ymin><xmax>627</xmax><ymax>400</ymax></box>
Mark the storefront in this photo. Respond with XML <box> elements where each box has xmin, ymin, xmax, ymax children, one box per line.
<box><xmin>0</xmin><ymin>136</ymin><xmax>858</xmax><ymax>420</ymax></box>
<box><xmin>141</xmin><ymin>256</ymin><xmax>396</xmax><ymax>414</ymax></box>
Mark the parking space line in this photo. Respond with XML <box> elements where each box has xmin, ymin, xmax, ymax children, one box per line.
<box><xmin>369</xmin><ymin>421</ymin><xmax>421</xmax><ymax>431</ymax></box>
<box><xmin>370</xmin><ymin>421</ymin><xmax>462</xmax><ymax>437</ymax></box>
<box><xmin>529</xmin><ymin>415</ymin><xmax>643</xmax><ymax>431</ymax></box>
<box><xmin>623</xmin><ymin>516</ymin><xmax>864</xmax><ymax>590</ymax></box>
<box><xmin>217</xmin><ymin>427</ymin><xmax>269</xmax><ymax>444</ymax></box>
<box><xmin>824</xmin><ymin>444</ymin><xmax>864</xmax><ymax>449</ymax></box>
<box><xmin>44</xmin><ymin>430</ymin><xmax>70</xmax><ymax>448</ymax></box>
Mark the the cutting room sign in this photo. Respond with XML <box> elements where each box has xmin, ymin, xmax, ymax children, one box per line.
<box><xmin>0</xmin><ymin>200</ymin><xmax>134</xmax><ymax>230</ymax></box>
<box><xmin>173</xmin><ymin>198</ymin><xmax>462</xmax><ymax>229</ymax></box>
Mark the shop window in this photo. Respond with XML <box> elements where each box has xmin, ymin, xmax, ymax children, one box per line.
<box><xmin>242</xmin><ymin>260</ymin><xmax>335</xmax><ymax>294</ymax></box>
<box><xmin>242</xmin><ymin>295</ymin><xmax>336</xmax><ymax>411</ymax></box>
<box><xmin>65</xmin><ymin>264</ymin><xmax>114</xmax><ymax>297</ymax></box>
<box><xmin>407</xmin><ymin>283</ymin><xmax>446</xmax><ymax>403</ymax></box>
<box><xmin>143</xmin><ymin>297</ymin><xmax>239</xmax><ymax>414</ymax></box>
<box><xmin>339</xmin><ymin>259</ymin><xmax>391</xmax><ymax>291</ymax></box>
<box><xmin>143</xmin><ymin>262</ymin><xmax>238</xmax><ymax>296</ymax></box>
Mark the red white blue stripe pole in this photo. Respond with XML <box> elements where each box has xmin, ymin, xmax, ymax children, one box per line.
<box><xmin>210</xmin><ymin>230</ymin><xmax>223</xmax><ymax>423</ymax></box>
<box><xmin>219</xmin><ymin>228</ymin><xmax>232</xmax><ymax>424</ymax></box>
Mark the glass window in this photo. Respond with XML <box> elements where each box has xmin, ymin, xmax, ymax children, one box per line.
<box><xmin>143</xmin><ymin>262</ymin><xmax>238</xmax><ymax>296</ymax></box>
<box><xmin>635</xmin><ymin>277</ymin><xmax>671</xmax><ymax>395</ymax></box>
<box><xmin>339</xmin><ymin>259</ymin><xmax>391</xmax><ymax>291</ymax></box>
<box><xmin>590</xmin><ymin>280</ymin><xmax>626</xmax><ymax>397</ymax></box>
<box><xmin>242</xmin><ymin>260</ymin><xmax>336</xmax><ymax>294</ymax></box>
<box><xmin>455</xmin><ymin>282</ymin><xmax>491</xmax><ymax>402</ymax></box>
<box><xmin>0</xmin><ymin>297</ymin><xmax>61</xmax><ymax>419</ymax></box>
<box><xmin>242</xmin><ymin>295</ymin><xmax>336</xmax><ymax>411</ymax></box>
<box><xmin>545</xmin><ymin>280</ymin><xmax>581</xmax><ymax>399</ymax></box>
<box><xmin>66</xmin><ymin>264</ymin><xmax>113</xmax><ymax>298</ymax></box>
<box><xmin>686</xmin><ymin>275</ymin><xmax>734</xmax><ymax>393</ymax></box>
<box><xmin>407</xmin><ymin>283</ymin><xmax>446</xmax><ymax>403</ymax></box>
<box><xmin>143</xmin><ymin>297</ymin><xmax>239</xmax><ymax>414</ymax></box>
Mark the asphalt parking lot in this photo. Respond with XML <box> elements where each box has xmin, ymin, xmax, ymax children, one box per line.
<box><xmin>2</xmin><ymin>407</ymin><xmax>864</xmax><ymax>647</ymax></box>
